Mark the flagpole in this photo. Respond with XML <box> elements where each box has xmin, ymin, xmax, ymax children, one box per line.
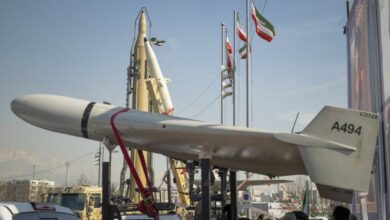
<box><xmin>246</xmin><ymin>0</ymin><xmax>251</xmax><ymax>129</ymax></box>
<box><xmin>221</xmin><ymin>23</ymin><xmax>225</xmax><ymax>125</ymax></box>
<box><xmin>230</xmin><ymin>10</ymin><xmax>238</xmax><ymax>220</ymax></box>
<box><xmin>224</xmin><ymin>27</ymin><xmax>229</xmax><ymax>123</ymax></box>
<box><xmin>246</xmin><ymin>0</ymin><xmax>252</xmax><ymax>219</ymax></box>
<box><xmin>233</xmin><ymin>11</ymin><xmax>237</xmax><ymax>127</ymax></box>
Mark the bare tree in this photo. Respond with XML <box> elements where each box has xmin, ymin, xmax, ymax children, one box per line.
<box><xmin>76</xmin><ymin>174</ymin><xmax>91</xmax><ymax>186</ymax></box>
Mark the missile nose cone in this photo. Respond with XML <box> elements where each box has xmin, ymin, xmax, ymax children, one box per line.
<box><xmin>138</xmin><ymin>10</ymin><xmax>147</xmax><ymax>34</ymax></box>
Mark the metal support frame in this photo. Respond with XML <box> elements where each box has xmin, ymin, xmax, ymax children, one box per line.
<box><xmin>230</xmin><ymin>171</ymin><xmax>237</xmax><ymax>220</ymax></box>
<box><xmin>167</xmin><ymin>158</ymin><xmax>172</xmax><ymax>204</ymax></box>
<box><xmin>187</xmin><ymin>161</ymin><xmax>198</xmax><ymax>203</ymax></box>
<box><xmin>245</xmin><ymin>172</ymin><xmax>251</xmax><ymax>218</ymax></box>
<box><xmin>201</xmin><ymin>158</ymin><xmax>211</xmax><ymax>220</ymax></box>
<box><xmin>102</xmin><ymin>162</ymin><xmax>111</xmax><ymax>220</ymax></box>
<box><xmin>220</xmin><ymin>168</ymin><xmax>227</xmax><ymax>220</ymax></box>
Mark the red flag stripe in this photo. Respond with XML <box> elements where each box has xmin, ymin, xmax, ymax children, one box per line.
<box><xmin>226</xmin><ymin>37</ymin><xmax>232</xmax><ymax>54</ymax></box>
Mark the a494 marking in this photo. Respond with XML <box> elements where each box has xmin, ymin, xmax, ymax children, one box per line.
<box><xmin>331</xmin><ymin>121</ymin><xmax>362</xmax><ymax>136</ymax></box>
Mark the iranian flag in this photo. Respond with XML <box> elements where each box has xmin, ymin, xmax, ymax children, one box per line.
<box><xmin>225</xmin><ymin>51</ymin><xmax>233</xmax><ymax>81</ymax></box>
<box><xmin>236</xmin><ymin>14</ymin><xmax>247</xmax><ymax>42</ymax></box>
<box><xmin>226</xmin><ymin>36</ymin><xmax>232</xmax><ymax>54</ymax></box>
<box><xmin>251</xmin><ymin>3</ymin><xmax>275</xmax><ymax>42</ymax></box>
<box><xmin>226</xmin><ymin>52</ymin><xmax>233</xmax><ymax>71</ymax></box>
<box><xmin>239</xmin><ymin>44</ymin><xmax>248</xmax><ymax>59</ymax></box>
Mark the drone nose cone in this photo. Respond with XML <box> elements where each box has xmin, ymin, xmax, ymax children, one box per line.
<box><xmin>11</xmin><ymin>94</ymin><xmax>91</xmax><ymax>137</ymax></box>
<box><xmin>11</xmin><ymin>96</ymin><xmax>27</xmax><ymax>118</ymax></box>
<box><xmin>12</xmin><ymin>94</ymin><xmax>55</xmax><ymax>123</ymax></box>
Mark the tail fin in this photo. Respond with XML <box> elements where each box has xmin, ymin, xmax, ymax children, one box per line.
<box><xmin>301</xmin><ymin>106</ymin><xmax>379</xmax><ymax>202</ymax></box>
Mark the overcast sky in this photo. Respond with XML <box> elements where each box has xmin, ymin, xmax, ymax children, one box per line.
<box><xmin>0</xmin><ymin>0</ymin><xmax>348</xmax><ymax>187</ymax></box>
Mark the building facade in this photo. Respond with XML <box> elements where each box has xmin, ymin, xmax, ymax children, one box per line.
<box><xmin>0</xmin><ymin>181</ymin><xmax>16</xmax><ymax>201</ymax></box>
<box><xmin>0</xmin><ymin>179</ymin><xmax>54</xmax><ymax>202</ymax></box>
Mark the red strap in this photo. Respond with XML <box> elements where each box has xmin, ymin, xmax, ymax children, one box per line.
<box><xmin>110</xmin><ymin>108</ymin><xmax>159</xmax><ymax>219</ymax></box>
<box><xmin>137</xmin><ymin>149</ymin><xmax>154</xmax><ymax>197</ymax></box>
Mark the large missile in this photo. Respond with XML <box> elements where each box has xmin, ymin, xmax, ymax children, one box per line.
<box><xmin>11</xmin><ymin>94</ymin><xmax>380</xmax><ymax>202</ymax></box>
<box><xmin>133</xmin><ymin>11</ymin><xmax>149</xmax><ymax>111</ymax></box>
<box><xmin>129</xmin><ymin>10</ymin><xmax>150</xmax><ymax>202</ymax></box>
<box><xmin>144</xmin><ymin>38</ymin><xmax>174</xmax><ymax>115</ymax></box>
